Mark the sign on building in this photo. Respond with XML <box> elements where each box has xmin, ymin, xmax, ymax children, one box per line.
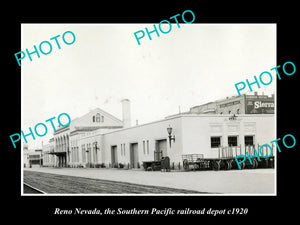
<box><xmin>246</xmin><ymin>99</ymin><xmax>274</xmax><ymax>114</ymax></box>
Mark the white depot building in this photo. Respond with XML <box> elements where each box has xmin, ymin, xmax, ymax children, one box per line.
<box><xmin>42</xmin><ymin>99</ymin><xmax>275</xmax><ymax>169</ymax></box>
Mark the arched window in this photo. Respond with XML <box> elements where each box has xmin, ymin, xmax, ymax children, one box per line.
<box><xmin>96</xmin><ymin>113</ymin><xmax>100</xmax><ymax>122</ymax></box>
<box><xmin>236</xmin><ymin>109</ymin><xmax>240</xmax><ymax>114</ymax></box>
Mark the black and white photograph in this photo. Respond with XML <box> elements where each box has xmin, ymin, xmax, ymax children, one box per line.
<box><xmin>4</xmin><ymin>4</ymin><xmax>298</xmax><ymax>223</ymax></box>
<box><xmin>21</xmin><ymin>23</ymin><xmax>276</xmax><ymax>195</ymax></box>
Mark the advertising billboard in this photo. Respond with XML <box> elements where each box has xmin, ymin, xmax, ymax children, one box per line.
<box><xmin>246</xmin><ymin>99</ymin><xmax>274</xmax><ymax>114</ymax></box>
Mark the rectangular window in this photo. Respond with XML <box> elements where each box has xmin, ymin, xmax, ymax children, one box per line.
<box><xmin>75</xmin><ymin>147</ymin><xmax>79</xmax><ymax>162</ymax></box>
<box><xmin>76</xmin><ymin>147</ymin><xmax>79</xmax><ymax>162</ymax></box>
<box><xmin>82</xmin><ymin>145</ymin><xmax>86</xmax><ymax>163</ymax></box>
<box><xmin>147</xmin><ymin>140</ymin><xmax>149</xmax><ymax>155</ymax></box>
<box><xmin>96</xmin><ymin>114</ymin><xmax>100</xmax><ymax>122</ymax></box>
<box><xmin>93</xmin><ymin>148</ymin><xmax>97</xmax><ymax>163</ymax></box>
<box><xmin>143</xmin><ymin>141</ymin><xmax>145</xmax><ymax>154</ymax></box>
<box><xmin>73</xmin><ymin>148</ymin><xmax>76</xmax><ymax>162</ymax></box>
<box><xmin>211</xmin><ymin>137</ymin><xmax>221</xmax><ymax>148</ymax></box>
<box><xmin>245</xmin><ymin>136</ymin><xmax>254</xmax><ymax>146</ymax></box>
<box><xmin>70</xmin><ymin>147</ymin><xmax>73</xmax><ymax>162</ymax></box>
<box><xmin>74</xmin><ymin>147</ymin><xmax>78</xmax><ymax>162</ymax></box>
<box><xmin>123</xmin><ymin>144</ymin><xmax>125</xmax><ymax>156</ymax></box>
<box><xmin>92</xmin><ymin>148</ymin><xmax>94</xmax><ymax>163</ymax></box>
<box><xmin>228</xmin><ymin>136</ymin><xmax>238</xmax><ymax>147</ymax></box>
<box><xmin>87</xmin><ymin>144</ymin><xmax>91</xmax><ymax>163</ymax></box>
<box><xmin>73</xmin><ymin>147</ymin><xmax>75</xmax><ymax>162</ymax></box>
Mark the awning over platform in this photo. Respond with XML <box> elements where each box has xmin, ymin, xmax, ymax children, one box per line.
<box><xmin>47</xmin><ymin>151</ymin><xmax>66</xmax><ymax>156</ymax></box>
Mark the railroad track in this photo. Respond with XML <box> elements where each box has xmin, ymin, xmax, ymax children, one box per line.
<box><xmin>24</xmin><ymin>170</ymin><xmax>206</xmax><ymax>194</ymax></box>
<box><xmin>23</xmin><ymin>182</ymin><xmax>46</xmax><ymax>194</ymax></box>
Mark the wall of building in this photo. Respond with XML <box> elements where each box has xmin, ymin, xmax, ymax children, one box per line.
<box><xmin>180</xmin><ymin>114</ymin><xmax>275</xmax><ymax>158</ymax></box>
<box><xmin>190</xmin><ymin>102</ymin><xmax>217</xmax><ymax>114</ymax></box>
<box><xmin>216</xmin><ymin>96</ymin><xmax>245</xmax><ymax>114</ymax></box>
<box><xmin>42</xmin><ymin>139</ymin><xmax>55</xmax><ymax>167</ymax></box>
<box><xmin>25</xmin><ymin>150</ymin><xmax>43</xmax><ymax>167</ymax></box>
<box><xmin>56</xmin><ymin>114</ymin><xmax>275</xmax><ymax>168</ymax></box>
<box><xmin>43</xmin><ymin>144</ymin><xmax>54</xmax><ymax>166</ymax></box>
<box><xmin>69</xmin><ymin>108</ymin><xmax>123</xmax><ymax>132</ymax></box>
<box><xmin>254</xmin><ymin>115</ymin><xmax>276</xmax><ymax>145</ymax></box>
<box><xmin>75</xmin><ymin>131</ymin><xmax>103</xmax><ymax>167</ymax></box>
<box><xmin>101</xmin><ymin>117</ymin><xmax>183</xmax><ymax>167</ymax></box>
<box><xmin>52</xmin><ymin>107</ymin><xmax>124</xmax><ymax>167</ymax></box>
<box><xmin>44</xmin><ymin>101</ymin><xmax>275</xmax><ymax>169</ymax></box>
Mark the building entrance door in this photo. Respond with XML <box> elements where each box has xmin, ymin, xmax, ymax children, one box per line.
<box><xmin>155</xmin><ymin>139</ymin><xmax>167</xmax><ymax>161</ymax></box>
<box><xmin>111</xmin><ymin>146</ymin><xmax>118</xmax><ymax>167</ymax></box>
<box><xmin>130</xmin><ymin>143</ymin><xmax>139</xmax><ymax>168</ymax></box>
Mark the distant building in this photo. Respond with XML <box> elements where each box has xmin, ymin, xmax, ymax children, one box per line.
<box><xmin>189</xmin><ymin>101</ymin><xmax>217</xmax><ymax>114</ymax></box>
<box><xmin>190</xmin><ymin>92</ymin><xmax>274</xmax><ymax>115</ymax></box>
<box><xmin>23</xmin><ymin>147</ymin><xmax>43</xmax><ymax>168</ymax></box>
<box><xmin>42</xmin><ymin>138</ymin><xmax>55</xmax><ymax>167</ymax></box>
<box><xmin>23</xmin><ymin>143</ymin><xmax>28</xmax><ymax>168</ymax></box>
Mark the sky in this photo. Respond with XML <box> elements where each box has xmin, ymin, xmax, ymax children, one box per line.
<box><xmin>21</xmin><ymin>24</ymin><xmax>276</xmax><ymax>149</ymax></box>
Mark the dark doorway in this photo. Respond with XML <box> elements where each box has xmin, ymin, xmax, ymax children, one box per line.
<box><xmin>130</xmin><ymin>143</ymin><xmax>139</xmax><ymax>168</ymax></box>
<box><xmin>111</xmin><ymin>145</ymin><xmax>118</xmax><ymax>167</ymax></box>
<box><xmin>155</xmin><ymin>139</ymin><xmax>167</xmax><ymax>161</ymax></box>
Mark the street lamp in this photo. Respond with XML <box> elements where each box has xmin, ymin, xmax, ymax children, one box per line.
<box><xmin>167</xmin><ymin>125</ymin><xmax>175</xmax><ymax>148</ymax></box>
